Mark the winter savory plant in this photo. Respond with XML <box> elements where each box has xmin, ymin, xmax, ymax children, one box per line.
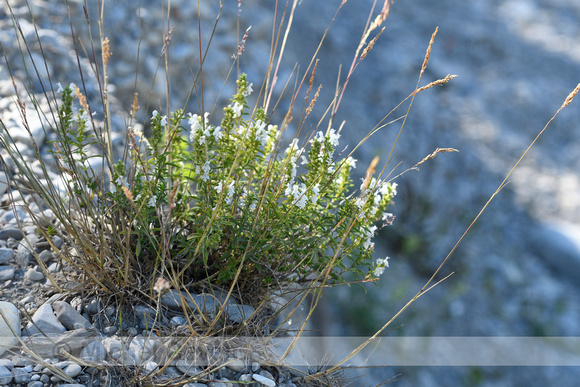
<box><xmin>53</xmin><ymin>73</ymin><xmax>396</xmax><ymax>298</ymax></box>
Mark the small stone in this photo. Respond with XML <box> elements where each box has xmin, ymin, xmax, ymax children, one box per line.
<box><xmin>225</xmin><ymin>303</ymin><xmax>255</xmax><ymax>324</ymax></box>
<box><xmin>0</xmin><ymin>248</ymin><xmax>14</xmax><ymax>264</ymax></box>
<box><xmin>252</xmin><ymin>362</ymin><xmax>260</xmax><ymax>372</ymax></box>
<box><xmin>239</xmin><ymin>374</ymin><xmax>253</xmax><ymax>382</ymax></box>
<box><xmin>53</xmin><ymin>301</ymin><xmax>92</xmax><ymax>330</ymax></box>
<box><xmin>0</xmin><ymin>364</ymin><xmax>12</xmax><ymax>384</ymax></box>
<box><xmin>63</xmin><ymin>363</ymin><xmax>82</xmax><ymax>378</ymax></box>
<box><xmin>226</xmin><ymin>358</ymin><xmax>246</xmax><ymax>372</ymax></box>
<box><xmin>259</xmin><ymin>370</ymin><xmax>275</xmax><ymax>380</ymax></box>
<box><xmin>22</xmin><ymin>303</ymin><xmax>66</xmax><ymax>336</ymax></box>
<box><xmin>129</xmin><ymin>335</ymin><xmax>159</xmax><ymax>361</ymax></box>
<box><xmin>0</xmin><ymin>265</ymin><xmax>15</xmax><ymax>280</ymax></box>
<box><xmin>0</xmin><ymin>359</ymin><xmax>13</xmax><ymax>370</ymax></box>
<box><xmin>28</xmin><ymin>381</ymin><xmax>44</xmax><ymax>387</ymax></box>
<box><xmin>104</xmin><ymin>305</ymin><xmax>116</xmax><ymax>317</ymax></box>
<box><xmin>24</xmin><ymin>267</ymin><xmax>44</xmax><ymax>281</ymax></box>
<box><xmin>47</xmin><ymin>262</ymin><xmax>61</xmax><ymax>272</ymax></box>
<box><xmin>51</xmin><ymin>235</ymin><xmax>63</xmax><ymax>249</ymax></box>
<box><xmin>143</xmin><ymin>360</ymin><xmax>158</xmax><ymax>372</ymax></box>
<box><xmin>16</xmin><ymin>243</ymin><xmax>32</xmax><ymax>267</ymax></box>
<box><xmin>253</xmin><ymin>373</ymin><xmax>276</xmax><ymax>387</ymax></box>
<box><xmin>0</xmin><ymin>301</ymin><xmax>20</xmax><ymax>356</ymax></box>
<box><xmin>0</xmin><ymin>228</ymin><xmax>23</xmax><ymax>240</ymax></box>
<box><xmin>103</xmin><ymin>326</ymin><xmax>117</xmax><ymax>335</ymax></box>
<box><xmin>19</xmin><ymin>296</ymin><xmax>35</xmax><ymax>305</ymax></box>
<box><xmin>176</xmin><ymin>359</ymin><xmax>201</xmax><ymax>377</ymax></box>
<box><xmin>80</xmin><ymin>341</ymin><xmax>107</xmax><ymax>362</ymax></box>
<box><xmin>85</xmin><ymin>298</ymin><xmax>103</xmax><ymax>315</ymax></box>
<box><xmin>38</xmin><ymin>250</ymin><xmax>52</xmax><ymax>263</ymax></box>
<box><xmin>170</xmin><ymin>316</ymin><xmax>186</xmax><ymax>326</ymax></box>
<box><xmin>13</xmin><ymin>367</ymin><xmax>32</xmax><ymax>384</ymax></box>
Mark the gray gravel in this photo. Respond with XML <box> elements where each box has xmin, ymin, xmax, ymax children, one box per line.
<box><xmin>1</xmin><ymin>0</ymin><xmax>580</xmax><ymax>386</ymax></box>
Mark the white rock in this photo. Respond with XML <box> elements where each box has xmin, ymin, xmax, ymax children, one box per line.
<box><xmin>0</xmin><ymin>364</ymin><xmax>12</xmax><ymax>384</ymax></box>
<box><xmin>253</xmin><ymin>373</ymin><xmax>276</xmax><ymax>387</ymax></box>
<box><xmin>23</xmin><ymin>303</ymin><xmax>66</xmax><ymax>336</ymax></box>
<box><xmin>0</xmin><ymin>301</ymin><xmax>20</xmax><ymax>357</ymax></box>
<box><xmin>0</xmin><ymin>265</ymin><xmax>15</xmax><ymax>281</ymax></box>
<box><xmin>63</xmin><ymin>363</ymin><xmax>82</xmax><ymax>378</ymax></box>
<box><xmin>25</xmin><ymin>267</ymin><xmax>45</xmax><ymax>281</ymax></box>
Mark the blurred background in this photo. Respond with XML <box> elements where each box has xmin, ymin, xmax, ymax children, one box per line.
<box><xmin>3</xmin><ymin>0</ymin><xmax>580</xmax><ymax>385</ymax></box>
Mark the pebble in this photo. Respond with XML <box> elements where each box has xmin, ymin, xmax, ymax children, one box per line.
<box><xmin>25</xmin><ymin>267</ymin><xmax>45</xmax><ymax>281</ymax></box>
<box><xmin>85</xmin><ymin>298</ymin><xmax>103</xmax><ymax>315</ymax></box>
<box><xmin>0</xmin><ymin>228</ymin><xmax>24</xmax><ymax>240</ymax></box>
<box><xmin>0</xmin><ymin>265</ymin><xmax>15</xmax><ymax>280</ymax></box>
<box><xmin>64</xmin><ymin>363</ymin><xmax>83</xmax><ymax>378</ymax></box>
<box><xmin>19</xmin><ymin>295</ymin><xmax>35</xmax><ymax>305</ymax></box>
<box><xmin>170</xmin><ymin>316</ymin><xmax>187</xmax><ymax>326</ymax></box>
<box><xmin>0</xmin><ymin>359</ymin><xmax>13</xmax><ymax>370</ymax></box>
<box><xmin>28</xmin><ymin>381</ymin><xmax>44</xmax><ymax>387</ymax></box>
<box><xmin>80</xmin><ymin>340</ymin><xmax>107</xmax><ymax>362</ymax></box>
<box><xmin>13</xmin><ymin>367</ymin><xmax>32</xmax><ymax>384</ymax></box>
<box><xmin>176</xmin><ymin>360</ymin><xmax>201</xmax><ymax>377</ymax></box>
<box><xmin>53</xmin><ymin>301</ymin><xmax>92</xmax><ymax>330</ymax></box>
<box><xmin>23</xmin><ymin>303</ymin><xmax>66</xmax><ymax>336</ymax></box>
<box><xmin>38</xmin><ymin>249</ymin><xmax>52</xmax><ymax>262</ymax></box>
<box><xmin>226</xmin><ymin>358</ymin><xmax>246</xmax><ymax>372</ymax></box>
<box><xmin>0</xmin><ymin>247</ymin><xmax>14</xmax><ymax>263</ymax></box>
<box><xmin>47</xmin><ymin>261</ymin><xmax>61</xmax><ymax>272</ymax></box>
<box><xmin>16</xmin><ymin>243</ymin><xmax>32</xmax><ymax>267</ymax></box>
<box><xmin>0</xmin><ymin>301</ymin><xmax>20</xmax><ymax>356</ymax></box>
<box><xmin>253</xmin><ymin>373</ymin><xmax>276</xmax><ymax>387</ymax></box>
<box><xmin>0</xmin><ymin>364</ymin><xmax>12</xmax><ymax>384</ymax></box>
<box><xmin>129</xmin><ymin>335</ymin><xmax>159</xmax><ymax>361</ymax></box>
<box><xmin>51</xmin><ymin>235</ymin><xmax>63</xmax><ymax>249</ymax></box>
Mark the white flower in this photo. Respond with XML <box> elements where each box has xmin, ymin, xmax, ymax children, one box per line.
<box><xmin>161</xmin><ymin>115</ymin><xmax>167</xmax><ymax>126</ymax></box>
<box><xmin>254</xmin><ymin>120</ymin><xmax>269</xmax><ymax>147</ymax></box>
<box><xmin>152</xmin><ymin>110</ymin><xmax>158</xmax><ymax>118</ymax></box>
<box><xmin>225</xmin><ymin>181</ymin><xmax>235</xmax><ymax>205</ymax></box>
<box><xmin>198</xmin><ymin>135</ymin><xmax>206</xmax><ymax>145</ymax></box>
<box><xmin>328</xmin><ymin>128</ymin><xmax>340</xmax><ymax>147</ymax></box>
<box><xmin>374</xmin><ymin>265</ymin><xmax>385</xmax><ymax>277</ymax></box>
<box><xmin>363</xmin><ymin>225</ymin><xmax>377</xmax><ymax>250</ymax></box>
<box><xmin>232</xmin><ymin>102</ymin><xmax>243</xmax><ymax>118</ymax></box>
<box><xmin>201</xmin><ymin>161</ymin><xmax>210</xmax><ymax>181</ymax></box>
<box><xmin>382</xmin><ymin>212</ymin><xmax>394</xmax><ymax>221</ymax></box>
<box><xmin>346</xmin><ymin>157</ymin><xmax>357</xmax><ymax>169</ymax></box>
<box><xmin>56</xmin><ymin>82</ymin><xmax>64</xmax><ymax>93</ymax></box>
<box><xmin>242</xmin><ymin>82</ymin><xmax>253</xmax><ymax>97</ymax></box>
<box><xmin>300</xmin><ymin>155</ymin><xmax>309</xmax><ymax>165</ymax></box>
<box><xmin>213</xmin><ymin>126</ymin><xmax>223</xmax><ymax>141</ymax></box>
<box><xmin>373</xmin><ymin>257</ymin><xmax>389</xmax><ymax>277</ymax></box>
<box><xmin>289</xmin><ymin>183</ymin><xmax>308</xmax><ymax>209</ymax></box>
<box><xmin>391</xmin><ymin>182</ymin><xmax>398</xmax><ymax>196</ymax></box>
<box><xmin>148</xmin><ymin>196</ymin><xmax>156</xmax><ymax>207</ymax></box>
<box><xmin>311</xmin><ymin>184</ymin><xmax>320</xmax><ymax>204</ymax></box>
<box><xmin>215</xmin><ymin>181</ymin><xmax>223</xmax><ymax>194</ymax></box>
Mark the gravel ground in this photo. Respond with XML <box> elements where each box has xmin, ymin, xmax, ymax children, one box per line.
<box><xmin>2</xmin><ymin>0</ymin><xmax>580</xmax><ymax>386</ymax></box>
